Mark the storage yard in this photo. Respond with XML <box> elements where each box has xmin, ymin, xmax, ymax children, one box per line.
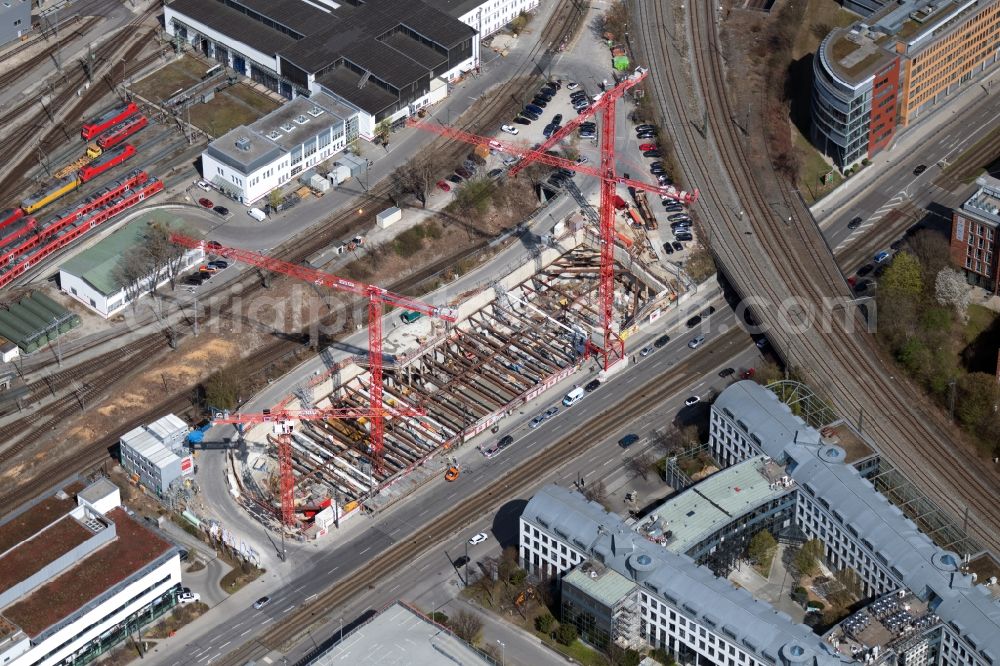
<box><xmin>226</xmin><ymin>235</ymin><xmax>676</xmax><ymax>530</ymax></box>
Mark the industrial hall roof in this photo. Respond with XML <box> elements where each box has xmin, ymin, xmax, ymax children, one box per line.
<box><xmin>166</xmin><ymin>0</ymin><xmax>475</xmax><ymax>77</ymax></box>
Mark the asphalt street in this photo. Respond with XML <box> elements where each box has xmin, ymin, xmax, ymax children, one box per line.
<box><xmin>814</xmin><ymin>64</ymin><xmax>1000</xmax><ymax>254</ymax></box>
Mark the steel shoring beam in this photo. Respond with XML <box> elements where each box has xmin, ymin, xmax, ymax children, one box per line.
<box><xmin>523</xmin><ymin>279</ymin><xmax>600</xmax><ymax>324</ymax></box>
<box><xmin>451</xmin><ymin>336</ymin><xmax>524</xmax><ymax>401</ymax></box>
<box><xmin>463</xmin><ymin>325</ymin><xmax>540</xmax><ymax>390</ymax></box>
<box><xmin>489</xmin><ymin>314</ymin><xmax>564</xmax><ymax>371</ymax></box>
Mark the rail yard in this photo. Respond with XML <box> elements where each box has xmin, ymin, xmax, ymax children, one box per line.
<box><xmin>0</xmin><ymin>0</ymin><xmax>998</xmax><ymax>664</ymax></box>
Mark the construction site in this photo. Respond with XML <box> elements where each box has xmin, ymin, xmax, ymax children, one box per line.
<box><xmin>222</xmin><ymin>227</ymin><xmax>677</xmax><ymax>535</ymax></box>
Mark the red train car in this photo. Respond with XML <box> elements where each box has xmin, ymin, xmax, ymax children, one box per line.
<box><xmin>79</xmin><ymin>144</ymin><xmax>136</xmax><ymax>182</ymax></box>
<box><xmin>81</xmin><ymin>101</ymin><xmax>139</xmax><ymax>140</ymax></box>
<box><xmin>97</xmin><ymin>115</ymin><xmax>148</xmax><ymax>150</ymax></box>
<box><xmin>0</xmin><ymin>208</ymin><xmax>24</xmax><ymax>231</ymax></box>
<box><xmin>0</xmin><ymin>217</ymin><xmax>38</xmax><ymax>252</ymax></box>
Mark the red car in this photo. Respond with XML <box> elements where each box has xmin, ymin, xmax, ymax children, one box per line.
<box><xmin>198</xmin><ymin>198</ymin><xmax>214</xmax><ymax>208</ymax></box>
<box><xmin>639</xmin><ymin>142</ymin><xmax>658</xmax><ymax>152</ymax></box>
<box><xmin>436</xmin><ymin>180</ymin><xmax>451</xmax><ymax>192</ymax></box>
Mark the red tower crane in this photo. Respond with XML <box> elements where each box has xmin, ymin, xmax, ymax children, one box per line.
<box><xmin>171</xmin><ymin>234</ymin><xmax>457</xmax><ymax>480</ymax></box>
<box><xmin>409</xmin><ymin>68</ymin><xmax>697</xmax><ymax>370</ymax></box>
<box><xmin>212</xmin><ymin>405</ymin><xmax>425</xmax><ymax>526</ymax></box>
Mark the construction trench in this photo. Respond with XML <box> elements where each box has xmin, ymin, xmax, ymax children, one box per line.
<box><xmin>231</xmin><ymin>230</ymin><xmax>680</xmax><ymax>535</ymax></box>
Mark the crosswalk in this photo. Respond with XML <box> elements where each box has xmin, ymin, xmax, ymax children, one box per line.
<box><xmin>832</xmin><ymin>189</ymin><xmax>911</xmax><ymax>253</ymax></box>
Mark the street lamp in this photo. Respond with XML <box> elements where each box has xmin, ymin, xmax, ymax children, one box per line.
<box><xmin>497</xmin><ymin>639</ymin><xmax>505</xmax><ymax>665</ymax></box>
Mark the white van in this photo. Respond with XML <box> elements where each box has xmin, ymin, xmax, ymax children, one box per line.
<box><xmin>562</xmin><ymin>387</ymin><xmax>585</xmax><ymax>406</ymax></box>
<box><xmin>247</xmin><ymin>207</ymin><xmax>267</xmax><ymax>222</ymax></box>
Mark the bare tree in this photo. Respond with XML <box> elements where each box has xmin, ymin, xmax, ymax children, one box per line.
<box><xmin>450</xmin><ymin>609</ymin><xmax>483</xmax><ymax>644</ymax></box>
<box><xmin>625</xmin><ymin>452</ymin><xmax>654</xmax><ymax>481</ymax></box>
<box><xmin>144</xmin><ymin>223</ymin><xmax>189</xmax><ymax>288</ymax></box>
<box><xmin>582</xmin><ymin>479</ymin><xmax>609</xmax><ymax>508</ymax></box>
<box><xmin>113</xmin><ymin>245</ymin><xmax>155</xmax><ymax>308</ymax></box>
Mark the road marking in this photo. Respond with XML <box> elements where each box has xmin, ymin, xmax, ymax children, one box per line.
<box><xmin>206</xmin><ymin>654</ymin><xmax>220</xmax><ymax>664</ymax></box>
<box><xmin>219</xmin><ymin>641</ymin><xmax>231</xmax><ymax>650</ymax></box>
<box><xmin>360</xmin><ymin>546</ymin><xmax>371</xmax><ymax>555</ymax></box>
<box><xmin>241</xmin><ymin>628</ymin><xmax>253</xmax><ymax>637</ymax></box>
<box><xmin>305</xmin><ymin>593</ymin><xmax>318</xmax><ymax>602</ymax></box>
<box><xmin>329</xmin><ymin>566</ymin><xmax>339</xmax><ymax>574</ymax></box>
<box><xmin>418</xmin><ymin>508</ymin><xmax>430</xmax><ymax>517</ymax></box>
<box><xmin>283</xmin><ymin>605</ymin><xmax>295</xmax><ymax>613</ymax></box>
<box><xmin>389</xmin><ymin>583</ymin><xmax>401</xmax><ymax>592</ymax></box>
<box><xmin>232</xmin><ymin>621</ymin><xmax>243</xmax><ymax>629</ymax></box>
<box><xmin>603</xmin><ymin>459</ymin><xmax>613</xmax><ymax>466</ymax></box>
<box><xmin>446</xmin><ymin>492</ymin><xmax>457</xmax><ymax>500</ymax></box>
<box><xmin>262</xmin><ymin>618</ymin><xmax>272</xmax><ymax>625</ymax></box>
<box><xmin>293</xmin><ymin>584</ymin><xmax>306</xmax><ymax>593</ymax></box>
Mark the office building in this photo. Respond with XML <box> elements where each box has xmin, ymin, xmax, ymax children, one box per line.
<box><xmin>0</xmin><ymin>0</ymin><xmax>30</xmax><ymax>47</ymax></box>
<box><xmin>812</xmin><ymin>0</ymin><xmax>1000</xmax><ymax>168</ymax></box>
<box><xmin>163</xmin><ymin>0</ymin><xmax>477</xmax><ymax>139</ymax></box>
<box><xmin>202</xmin><ymin>91</ymin><xmax>356</xmax><ymax>204</ymax></box>
<box><xmin>0</xmin><ymin>479</ymin><xmax>181</xmax><ymax>666</ymax></box>
<box><xmin>949</xmin><ymin>174</ymin><xmax>1000</xmax><ymax>293</ymax></box>
<box><xmin>438</xmin><ymin>0</ymin><xmax>541</xmax><ymax>39</ymax></box>
<box><xmin>119</xmin><ymin>414</ymin><xmax>192</xmax><ymax>497</ymax></box>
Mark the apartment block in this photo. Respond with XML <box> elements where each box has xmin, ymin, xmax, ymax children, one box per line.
<box><xmin>949</xmin><ymin>174</ymin><xmax>1000</xmax><ymax>293</ymax></box>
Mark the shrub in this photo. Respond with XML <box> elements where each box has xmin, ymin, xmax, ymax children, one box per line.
<box><xmin>535</xmin><ymin>613</ymin><xmax>555</xmax><ymax>633</ymax></box>
<box><xmin>555</xmin><ymin>622</ymin><xmax>578</xmax><ymax>645</ymax></box>
<box><xmin>806</xmin><ymin>600</ymin><xmax>826</xmax><ymax>610</ymax></box>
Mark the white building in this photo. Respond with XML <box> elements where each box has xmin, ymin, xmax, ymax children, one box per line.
<box><xmin>164</xmin><ymin>0</ymin><xmax>478</xmax><ymax>140</ymax></box>
<box><xmin>439</xmin><ymin>0</ymin><xmax>542</xmax><ymax>40</ymax></box>
<box><xmin>119</xmin><ymin>414</ymin><xmax>192</xmax><ymax>497</ymax></box>
<box><xmin>58</xmin><ymin>221</ymin><xmax>203</xmax><ymax>319</ymax></box>
<box><xmin>202</xmin><ymin>91</ymin><xmax>355</xmax><ymax>204</ymax></box>
<box><xmin>0</xmin><ymin>479</ymin><xmax>181</xmax><ymax>666</ymax></box>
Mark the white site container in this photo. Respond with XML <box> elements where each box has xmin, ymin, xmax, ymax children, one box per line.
<box><xmin>376</xmin><ymin>207</ymin><xmax>402</xmax><ymax>229</ymax></box>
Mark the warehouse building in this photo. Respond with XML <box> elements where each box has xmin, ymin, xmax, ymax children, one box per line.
<box><xmin>119</xmin><ymin>414</ymin><xmax>192</xmax><ymax>497</ymax></box>
<box><xmin>0</xmin><ymin>0</ymin><xmax>30</xmax><ymax>48</ymax></box>
<box><xmin>163</xmin><ymin>0</ymin><xmax>477</xmax><ymax>139</ymax></box>
<box><xmin>0</xmin><ymin>479</ymin><xmax>182</xmax><ymax>666</ymax></box>
<box><xmin>59</xmin><ymin>220</ymin><xmax>203</xmax><ymax>318</ymax></box>
<box><xmin>949</xmin><ymin>174</ymin><xmax>1000</xmax><ymax>293</ymax></box>
<box><xmin>202</xmin><ymin>91</ymin><xmax>356</xmax><ymax>205</ymax></box>
<box><xmin>811</xmin><ymin>0</ymin><xmax>1000</xmax><ymax>168</ymax></box>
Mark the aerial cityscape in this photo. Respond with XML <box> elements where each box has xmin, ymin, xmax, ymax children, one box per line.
<box><xmin>0</xmin><ymin>0</ymin><xmax>997</xmax><ymax>664</ymax></box>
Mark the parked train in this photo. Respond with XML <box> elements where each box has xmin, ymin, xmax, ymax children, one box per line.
<box><xmin>96</xmin><ymin>114</ymin><xmax>147</xmax><ymax>150</ymax></box>
<box><xmin>81</xmin><ymin>101</ymin><xmax>139</xmax><ymax>140</ymax></box>
<box><xmin>19</xmin><ymin>144</ymin><xmax>136</xmax><ymax>215</ymax></box>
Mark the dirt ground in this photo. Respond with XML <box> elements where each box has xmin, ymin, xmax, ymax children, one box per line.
<box><xmin>131</xmin><ymin>56</ymin><xmax>205</xmax><ymax>103</ymax></box>
<box><xmin>187</xmin><ymin>83</ymin><xmax>281</xmax><ymax>138</ymax></box>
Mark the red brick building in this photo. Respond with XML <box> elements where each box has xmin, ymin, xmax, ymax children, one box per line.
<box><xmin>950</xmin><ymin>175</ymin><xmax>1000</xmax><ymax>294</ymax></box>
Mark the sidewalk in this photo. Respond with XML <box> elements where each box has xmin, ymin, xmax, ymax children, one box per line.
<box><xmin>811</xmin><ymin>65</ymin><xmax>1000</xmax><ymax>226</ymax></box>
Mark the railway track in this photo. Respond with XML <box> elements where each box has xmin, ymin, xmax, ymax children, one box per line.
<box><xmin>0</xmin><ymin>0</ymin><xmax>587</xmax><ymax>509</ymax></box>
<box><xmin>0</xmin><ymin>17</ymin><xmax>102</xmax><ymax>90</ymax></box>
<box><xmin>631</xmin><ymin>0</ymin><xmax>1000</xmax><ymax>553</ymax></box>
<box><xmin>215</xmin><ymin>327</ymin><xmax>743</xmax><ymax>666</ymax></box>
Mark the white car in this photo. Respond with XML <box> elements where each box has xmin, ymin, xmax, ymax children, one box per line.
<box><xmin>178</xmin><ymin>591</ymin><xmax>201</xmax><ymax>604</ymax></box>
<box><xmin>502</xmin><ymin>155</ymin><xmax>519</xmax><ymax>166</ymax></box>
<box><xmin>684</xmin><ymin>396</ymin><xmax>701</xmax><ymax>406</ymax></box>
<box><xmin>469</xmin><ymin>532</ymin><xmax>488</xmax><ymax>545</ymax></box>
<box><xmin>688</xmin><ymin>335</ymin><xmax>705</xmax><ymax>349</ymax></box>
<box><xmin>500</xmin><ymin>124</ymin><xmax>519</xmax><ymax>135</ymax></box>
<box><xmin>196</xmin><ymin>180</ymin><xmax>212</xmax><ymax>192</ymax></box>
<box><xmin>566</xmin><ymin>81</ymin><xmax>579</xmax><ymax>90</ymax></box>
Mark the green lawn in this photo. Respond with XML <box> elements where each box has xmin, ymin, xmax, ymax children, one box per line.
<box><xmin>539</xmin><ymin>634</ymin><xmax>609</xmax><ymax>666</ymax></box>
<box><xmin>965</xmin><ymin>303</ymin><xmax>998</xmax><ymax>344</ymax></box>
<box><xmin>131</xmin><ymin>56</ymin><xmax>204</xmax><ymax>102</ymax></box>
<box><xmin>794</xmin><ymin>130</ymin><xmax>842</xmax><ymax>204</ymax></box>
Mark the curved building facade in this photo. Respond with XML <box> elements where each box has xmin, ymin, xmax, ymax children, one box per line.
<box><xmin>811</xmin><ymin>35</ymin><xmax>875</xmax><ymax>170</ymax></box>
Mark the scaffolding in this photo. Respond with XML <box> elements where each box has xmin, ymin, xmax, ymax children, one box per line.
<box><xmin>765</xmin><ymin>380</ymin><xmax>838</xmax><ymax>429</ymax></box>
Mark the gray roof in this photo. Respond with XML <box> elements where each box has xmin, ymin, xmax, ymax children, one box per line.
<box><xmin>713</xmin><ymin>381</ymin><xmax>820</xmax><ymax>460</ymax></box>
<box><xmin>716</xmin><ymin>381</ymin><xmax>1000</xmax><ymax>665</ymax></box>
<box><xmin>77</xmin><ymin>478</ymin><xmax>119</xmax><ymax>507</ymax></box>
<box><xmin>564</xmin><ymin>565</ymin><xmax>636</xmax><ymax>607</ymax></box>
<box><xmin>316</xmin><ymin>69</ymin><xmax>400</xmax><ymax>115</ymax></box>
<box><xmin>205</xmin><ymin>92</ymin><xmax>351</xmax><ymax>174</ymax></box>
<box><xmin>166</xmin><ymin>0</ymin><xmax>297</xmax><ymax>52</ymax></box>
<box><xmin>523</xmin><ymin>485</ymin><xmax>847</xmax><ymax>666</ymax></box>
<box><xmin>429</xmin><ymin>0</ymin><xmax>488</xmax><ymax>18</ymax></box>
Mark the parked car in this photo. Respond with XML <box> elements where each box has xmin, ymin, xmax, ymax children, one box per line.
<box><xmin>213</xmin><ymin>206</ymin><xmax>229</xmax><ymax>216</ymax></box>
<box><xmin>675</xmin><ymin>232</ymin><xmax>693</xmax><ymax>242</ymax></box>
<box><xmin>446</xmin><ymin>174</ymin><xmax>462</xmax><ymax>184</ymax></box>
<box><xmin>567</xmin><ymin>81</ymin><xmax>579</xmax><ymax>90</ymax></box>
<box><xmin>618</xmin><ymin>433</ymin><xmax>639</xmax><ymax>448</ymax></box>
<box><xmin>672</xmin><ymin>241</ymin><xmax>683</xmax><ymax>251</ymax></box>
<box><xmin>640</xmin><ymin>345</ymin><xmax>654</xmax><ymax>357</ymax></box>
<box><xmin>688</xmin><ymin>335</ymin><xmax>705</xmax><ymax>349</ymax></box>
<box><xmin>502</xmin><ymin>155</ymin><xmax>520</xmax><ymax>166</ymax></box>
<box><xmin>702</xmin><ymin>306</ymin><xmax>716</xmax><ymax>317</ymax></box>
<box><xmin>686</xmin><ymin>315</ymin><xmax>702</xmax><ymax>328</ymax></box>
<box><xmin>636</xmin><ymin>131</ymin><xmax>657</xmax><ymax>139</ymax></box>
<box><xmin>530</xmin><ymin>97</ymin><xmax>548</xmax><ymax>108</ymax></box>
<box><xmin>196</xmin><ymin>180</ymin><xmax>212</xmax><ymax>192</ymax></box>
<box><xmin>664</xmin><ymin>204</ymin><xmax>684</xmax><ymax>213</ymax></box>
<box><xmin>522</xmin><ymin>110</ymin><xmax>540</xmax><ymax>121</ymax></box>
<box><xmin>719</xmin><ymin>367</ymin><xmax>735</xmax><ymax>377</ymax></box>
<box><xmin>514</xmin><ymin>116</ymin><xmax>531</xmax><ymax>125</ymax></box>
<box><xmin>585</xmin><ymin>379</ymin><xmax>602</xmax><ymax>392</ymax></box>
<box><xmin>469</xmin><ymin>532</ymin><xmax>489</xmax><ymax>545</ymax></box>
<box><xmin>643</xmin><ymin>149</ymin><xmax>663</xmax><ymax>158</ymax></box>
<box><xmin>456</xmin><ymin>167</ymin><xmax>473</xmax><ymax>179</ymax></box>
<box><xmin>529</xmin><ymin>416</ymin><xmax>544</xmax><ymax>429</ymax></box>
<box><xmin>453</xmin><ymin>555</ymin><xmax>470</xmax><ymax>567</ymax></box>
<box><xmin>847</xmin><ymin>216</ymin><xmax>863</xmax><ymax>229</ymax></box>
<box><xmin>208</xmin><ymin>260</ymin><xmax>228</xmax><ymax>269</ymax></box>
<box><xmin>874</xmin><ymin>250</ymin><xmax>891</xmax><ymax>263</ymax></box>
<box><xmin>575</xmin><ymin>156</ymin><xmax>589</xmax><ymax>165</ymax></box>
<box><xmin>198</xmin><ymin>198</ymin><xmax>213</xmax><ymax>208</ymax></box>
<box><xmin>857</xmin><ymin>263</ymin><xmax>874</xmax><ymax>277</ymax></box>
<box><xmin>445</xmin><ymin>466</ymin><xmax>460</xmax><ymax>482</ymax></box>
<box><xmin>684</xmin><ymin>396</ymin><xmax>701</xmax><ymax>406</ymax></box>
<box><xmin>654</xmin><ymin>334</ymin><xmax>671</xmax><ymax>348</ymax></box>
<box><xmin>500</xmin><ymin>124</ymin><xmax>519</xmax><ymax>135</ymax></box>
<box><xmin>636</xmin><ymin>124</ymin><xmax>657</xmax><ymax>132</ymax></box>
<box><xmin>543</xmin><ymin>123</ymin><xmax>556</xmax><ymax>138</ymax></box>
<box><xmin>663</xmin><ymin>242</ymin><xmax>674</xmax><ymax>255</ymax></box>
<box><xmin>552</xmin><ymin>113</ymin><xmax>563</xmax><ymax>125</ymax></box>
<box><xmin>740</xmin><ymin>368</ymin><xmax>756</xmax><ymax>379</ymax></box>
<box><xmin>487</xmin><ymin>168</ymin><xmax>504</xmax><ymax>178</ymax></box>
<box><xmin>639</xmin><ymin>142</ymin><xmax>658</xmax><ymax>151</ymax></box>
<box><xmin>254</xmin><ymin>596</ymin><xmax>271</xmax><ymax>610</ymax></box>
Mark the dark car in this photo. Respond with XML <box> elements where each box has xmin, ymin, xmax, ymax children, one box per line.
<box><xmin>856</xmin><ymin>263</ymin><xmax>874</xmax><ymax>277</ymax></box>
<box><xmin>446</xmin><ymin>174</ymin><xmax>462</xmax><ymax>184</ymax></box>
<box><xmin>643</xmin><ymin>150</ymin><xmax>663</xmax><ymax>158</ymax></box>
<box><xmin>672</xmin><ymin>241</ymin><xmax>683</xmax><ymax>251</ymax></box>
<box><xmin>530</xmin><ymin>97</ymin><xmax>548</xmax><ymax>108</ymax></box>
<box><xmin>854</xmin><ymin>280</ymin><xmax>871</xmax><ymax>294</ymax></box>
<box><xmin>522</xmin><ymin>110</ymin><xmax>540</xmax><ymax>120</ymax></box>
<box><xmin>537</xmin><ymin>89</ymin><xmax>553</xmax><ymax>100</ymax></box>
<box><xmin>675</xmin><ymin>232</ymin><xmax>693</xmax><ymax>242</ymax></box>
<box><xmin>497</xmin><ymin>435</ymin><xmax>514</xmax><ymax>450</ymax></box>
<box><xmin>913</xmin><ymin>164</ymin><xmax>927</xmax><ymax>175</ymax></box>
<box><xmin>650</xmin><ymin>164</ymin><xmax>667</xmax><ymax>174</ymax></box>
<box><xmin>847</xmin><ymin>216</ymin><xmax>863</xmax><ymax>229</ymax></box>
<box><xmin>663</xmin><ymin>242</ymin><xmax>674</xmax><ymax>255</ymax></box>
<box><xmin>182</xmin><ymin>275</ymin><xmax>205</xmax><ymax>286</ymax></box>
<box><xmin>636</xmin><ymin>131</ymin><xmax>657</xmax><ymax>139</ymax></box>
<box><xmin>455</xmin><ymin>167</ymin><xmax>473</xmax><ymax>179</ymax></box>
<box><xmin>543</xmin><ymin>124</ymin><xmax>556</xmax><ymax>138</ymax></box>
<box><xmin>719</xmin><ymin>367</ymin><xmax>736</xmax><ymax>377</ymax></box>
<box><xmin>487</xmin><ymin>168</ymin><xmax>504</xmax><ymax>178</ymax></box>
<box><xmin>889</xmin><ymin>239</ymin><xmax>904</xmax><ymax>251</ymax></box>
<box><xmin>702</xmin><ymin>306</ymin><xmax>716</xmax><ymax>317</ymax></box>
<box><xmin>618</xmin><ymin>434</ymin><xmax>640</xmax><ymax>449</ymax></box>
<box><xmin>636</xmin><ymin>124</ymin><xmax>657</xmax><ymax>132</ymax></box>
<box><xmin>525</xmin><ymin>104</ymin><xmax>543</xmax><ymax>115</ymax></box>
<box><xmin>213</xmin><ymin>206</ymin><xmax>229</xmax><ymax>216</ymax></box>
<box><xmin>552</xmin><ymin>113</ymin><xmax>563</xmax><ymax>125</ymax></box>
<box><xmin>514</xmin><ymin>116</ymin><xmax>531</xmax><ymax>125</ymax></box>
<box><xmin>686</xmin><ymin>315</ymin><xmax>702</xmax><ymax>328</ymax></box>
<box><xmin>585</xmin><ymin>379</ymin><xmax>602</xmax><ymax>392</ymax></box>
<box><xmin>654</xmin><ymin>334</ymin><xmax>671</xmax><ymax>348</ymax></box>
<box><xmin>453</xmin><ymin>555</ymin><xmax>470</xmax><ymax>567</ymax></box>
<box><xmin>664</xmin><ymin>204</ymin><xmax>684</xmax><ymax>213</ymax></box>
<box><xmin>209</xmin><ymin>260</ymin><xmax>228</xmax><ymax>269</ymax></box>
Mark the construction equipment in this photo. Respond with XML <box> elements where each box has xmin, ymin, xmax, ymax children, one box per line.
<box><xmin>211</xmin><ymin>404</ymin><xmax>425</xmax><ymax>527</ymax></box>
<box><xmin>172</xmin><ymin>234</ymin><xmax>456</xmax><ymax>477</ymax></box>
<box><xmin>408</xmin><ymin>68</ymin><xmax>697</xmax><ymax>370</ymax></box>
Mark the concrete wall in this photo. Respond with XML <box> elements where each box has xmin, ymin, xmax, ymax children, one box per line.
<box><xmin>0</xmin><ymin>0</ymin><xmax>30</xmax><ymax>47</ymax></box>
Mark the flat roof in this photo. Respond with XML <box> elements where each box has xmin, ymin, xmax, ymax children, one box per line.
<box><xmin>0</xmin><ymin>516</ymin><xmax>93</xmax><ymax>596</ymax></box>
<box><xmin>959</xmin><ymin>175</ymin><xmax>1000</xmax><ymax>227</ymax></box>
<box><xmin>121</xmin><ymin>427</ymin><xmax>179</xmax><ymax>470</ymax></box>
<box><xmin>650</xmin><ymin>456</ymin><xmax>790</xmax><ymax>553</ymax></box>
<box><xmin>309</xmin><ymin>601</ymin><xmax>491</xmax><ymax>665</ymax></box>
<box><xmin>316</xmin><ymin>68</ymin><xmax>399</xmax><ymax>115</ymax></box>
<box><xmin>0</xmin><ymin>493</ymin><xmax>76</xmax><ymax>556</ymax></box>
<box><xmin>145</xmin><ymin>413</ymin><xmax>188</xmax><ymax>444</ymax></box>
<box><xmin>2</xmin><ymin>508</ymin><xmax>174</xmax><ymax>638</ymax></box>
<box><xmin>564</xmin><ymin>563</ymin><xmax>636</xmax><ymax>607</ymax></box>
